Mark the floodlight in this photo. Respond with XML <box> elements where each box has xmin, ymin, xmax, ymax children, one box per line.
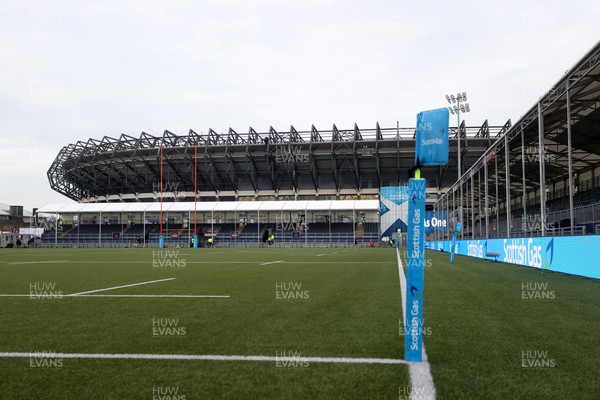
<box><xmin>443</xmin><ymin>90</ymin><xmax>471</xmax><ymax>240</ymax></box>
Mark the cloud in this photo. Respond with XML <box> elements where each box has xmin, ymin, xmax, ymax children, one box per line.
<box><xmin>1</xmin><ymin>0</ymin><xmax>599</xmax><ymax>210</ymax></box>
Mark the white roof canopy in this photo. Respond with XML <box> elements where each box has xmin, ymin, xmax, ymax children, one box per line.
<box><xmin>36</xmin><ymin>200</ymin><xmax>379</xmax><ymax>214</ymax></box>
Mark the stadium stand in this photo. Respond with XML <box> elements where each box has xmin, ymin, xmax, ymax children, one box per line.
<box><xmin>434</xmin><ymin>41</ymin><xmax>600</xmax><ymax>240</ymax></box>
<box><xmin>36</xmin><ymin>42</ymin><xmax>600</xmax><ymax>247</ymax></box>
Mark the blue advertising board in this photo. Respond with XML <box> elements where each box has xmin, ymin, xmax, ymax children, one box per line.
<box><xmin>424</xmin><ymin>211</ymin><xmax>447</xmax><ymax>235</ymax></box>
<box><xmin>427</xmin><ymin>236</ymin><xmax>600</xmax><ymax>280</ymax></box>
<box><xmin>415</xmin><ymin>108</ymin><xmax>450</xmax><ymax>166</ymax></box>
<box><xmin>380</xmin><ymin>186</ymin><xmax>409</xmax><ymax>237</ymax></box>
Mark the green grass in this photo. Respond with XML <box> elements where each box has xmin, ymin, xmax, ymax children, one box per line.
<box><xmin>420</xmin><ymin>250</ymin><xmax>600</xmax><ymax>400</ymax></box>
<box><xmin>0</xmin><ymin>248</ymin><xmax>407</xmax><ymax>399</ymax></box>
<box><xmin>1</xmin><ymin>247</ymin><xmax>599</xmax><ymax>399</ymax></box>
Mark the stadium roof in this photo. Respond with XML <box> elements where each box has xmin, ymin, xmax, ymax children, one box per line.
<box><xmin>36</xmin><ymin>200</ymin><xmax>379</xmax><ymax>214</ymax></box>
<box><xmin>47</xmin><ymin>120</ymin><xmax>508</xmax><ymax>202</ymax></box>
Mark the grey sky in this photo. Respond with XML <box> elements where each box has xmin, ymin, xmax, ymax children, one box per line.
<box><xmin>1</xmin><ymin>0</ymin><xmax>599</xmax><ymax>211</ymax></box>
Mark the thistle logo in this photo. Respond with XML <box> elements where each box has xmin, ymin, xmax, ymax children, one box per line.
<box><xmin>411</xmin><ymin>193</ymin><xmax>424</xmax><ymax>208</ymax></box>
<box><xmin>410</xmin><ymin>285</ymin><xmax>420</xmax><ymax>299</ymax></box>
<box><xmin>544</xmin><ymin>239</ymin><xmax>554</xmax><ymax>270</ymax></box>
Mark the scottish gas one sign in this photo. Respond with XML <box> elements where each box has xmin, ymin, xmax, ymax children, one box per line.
<box><xmin>424</xmin><ymin>211</ymin><xmax>447</xmax><ymax>235</ymax></box>
<box><xmin>427</xmin><ymin>236</ymin><xmax>600</xmax><ymax>280</ymax></box>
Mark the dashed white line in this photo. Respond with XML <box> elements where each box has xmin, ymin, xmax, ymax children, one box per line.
<box><xmin>260</xmin><ymin>260</ymin><xmax>284</xmax><ymax>266</ymax></box>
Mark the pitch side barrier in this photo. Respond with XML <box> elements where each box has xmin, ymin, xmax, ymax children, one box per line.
<box><xmin>426</xmin><ymin>236</ymin><xmax>600</xmax><ymax>280</ymax></box>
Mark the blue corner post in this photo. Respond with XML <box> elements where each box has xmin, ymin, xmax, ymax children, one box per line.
<box><xmin>405</xmin><ymin>178</ymin><xmax>426</xmax><ymax>362</ymax></box>
<box><xmin>405</xmin><ymin>106</ymin><xmax>449</xmax><ymax>362</ymax></box>
<box><xmin>450</xmin><ymin>221</ymin><xmax>462</xmax><ymax>264</ymax></box>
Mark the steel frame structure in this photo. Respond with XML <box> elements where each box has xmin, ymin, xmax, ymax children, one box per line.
<box><xmin>434</xmin><ymin>40</ymin><xmax>600</xmax><ymax>240</ymax></box>
<box><xmin>48</xmin><ymin>121</ymin><xmax>509</xmax><ymax>203</ymax></box>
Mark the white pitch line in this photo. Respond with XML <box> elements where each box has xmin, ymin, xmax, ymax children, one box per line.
<box><xmin>70</xmin><ymin>294</ymin><xmax>229</xmax><ymax>298</ymax></box>
<box><xmin>397</xmin><ymin>248</ymin><xmax>436</xmax><ymax>400</ymax></box>
<box><xmin>316</xmin><ymin>254</ymin><xmax>326</xmax><ymax>257</ymax></box>
<box><xmin>7</xmin><ymin>260</ymin><xmax>69</xmax><ymax>265</ymax></box>
<box><xmin>260</xmin><ymin>260</ymin><xmax>284</xmax><ymax>266</ymax></box>
<box><xmin>0</xmin><ymin>352</ymin><xmax>407</xmax><ymax>365</ymax></box>
<box><xmin>68</xmin><ymin>278</ymin><xmax>176</xmax><ymax>296</ymax></box>
<box><xmin>5</xmin><ymin>261</ymin><xmax>393</xmax><ymax>265</ymax></box>
<box><xmin>0</xmin><ymin>294</ymin><xmax>228</xmax><ymax>298</ymax></box>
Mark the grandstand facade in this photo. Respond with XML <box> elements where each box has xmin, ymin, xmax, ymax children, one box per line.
<box><xmin>42</xmin><ymin>120</ymin><xmax>511</xmax><ymax>247</ymax></box>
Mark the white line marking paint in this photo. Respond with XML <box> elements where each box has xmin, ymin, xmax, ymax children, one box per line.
<box><xmin>68</xmin><ymin>278</ymin><xmax>176</xmax><ymax>296</ymax></box>
<box><xmin>76</xmin><ymin>294</ymin><xmax>229</xmax><ymax>298</ymax></box>
<box><xmin>397</xmin><ymin>248</ymin><xmax>436</xmax><ymax>400</ymax></box>
<box><xmin>0</xmin><ymin>294</ymin><xmax>228</xmax><ymax>298</ymax></box>
<box><xmin>3</xmin><ymin>261</ymin><xmax>392</xmax><ymax>265</ymax></box>
<box><xmin>260</xmin><ymin>260</ymin><xmax>284</xmax><ymax>266</ymax></box>
<box><xmin>7</xmin><ymin>260</ymin><xmax>69</xmax><ymax>265</ymax></box>
<box><xmin>0</xmin><ymin>352</ymin><xmax>407</xmax><ymax>365</ymax></box>
<box><xmin>316</xmin><ymin>254</ymin><xmax>326</xmax><ymax>257</ymax></box>
<box><xmin>194</xmin><ymin>261</ymin><xmax>393</xmax><ymax>265</ymax></box>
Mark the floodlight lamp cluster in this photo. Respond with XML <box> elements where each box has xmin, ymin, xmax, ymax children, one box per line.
<box><xmin>446</xmin><ymin>92</ymin><xmax>470</xmax><ymax>115</ymax></box>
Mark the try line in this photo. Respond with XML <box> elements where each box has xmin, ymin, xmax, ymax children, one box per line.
<box><xmin>0</xmin><ymin>352</ymin><xmax>407</xmax><ymax>365</ymax></box>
